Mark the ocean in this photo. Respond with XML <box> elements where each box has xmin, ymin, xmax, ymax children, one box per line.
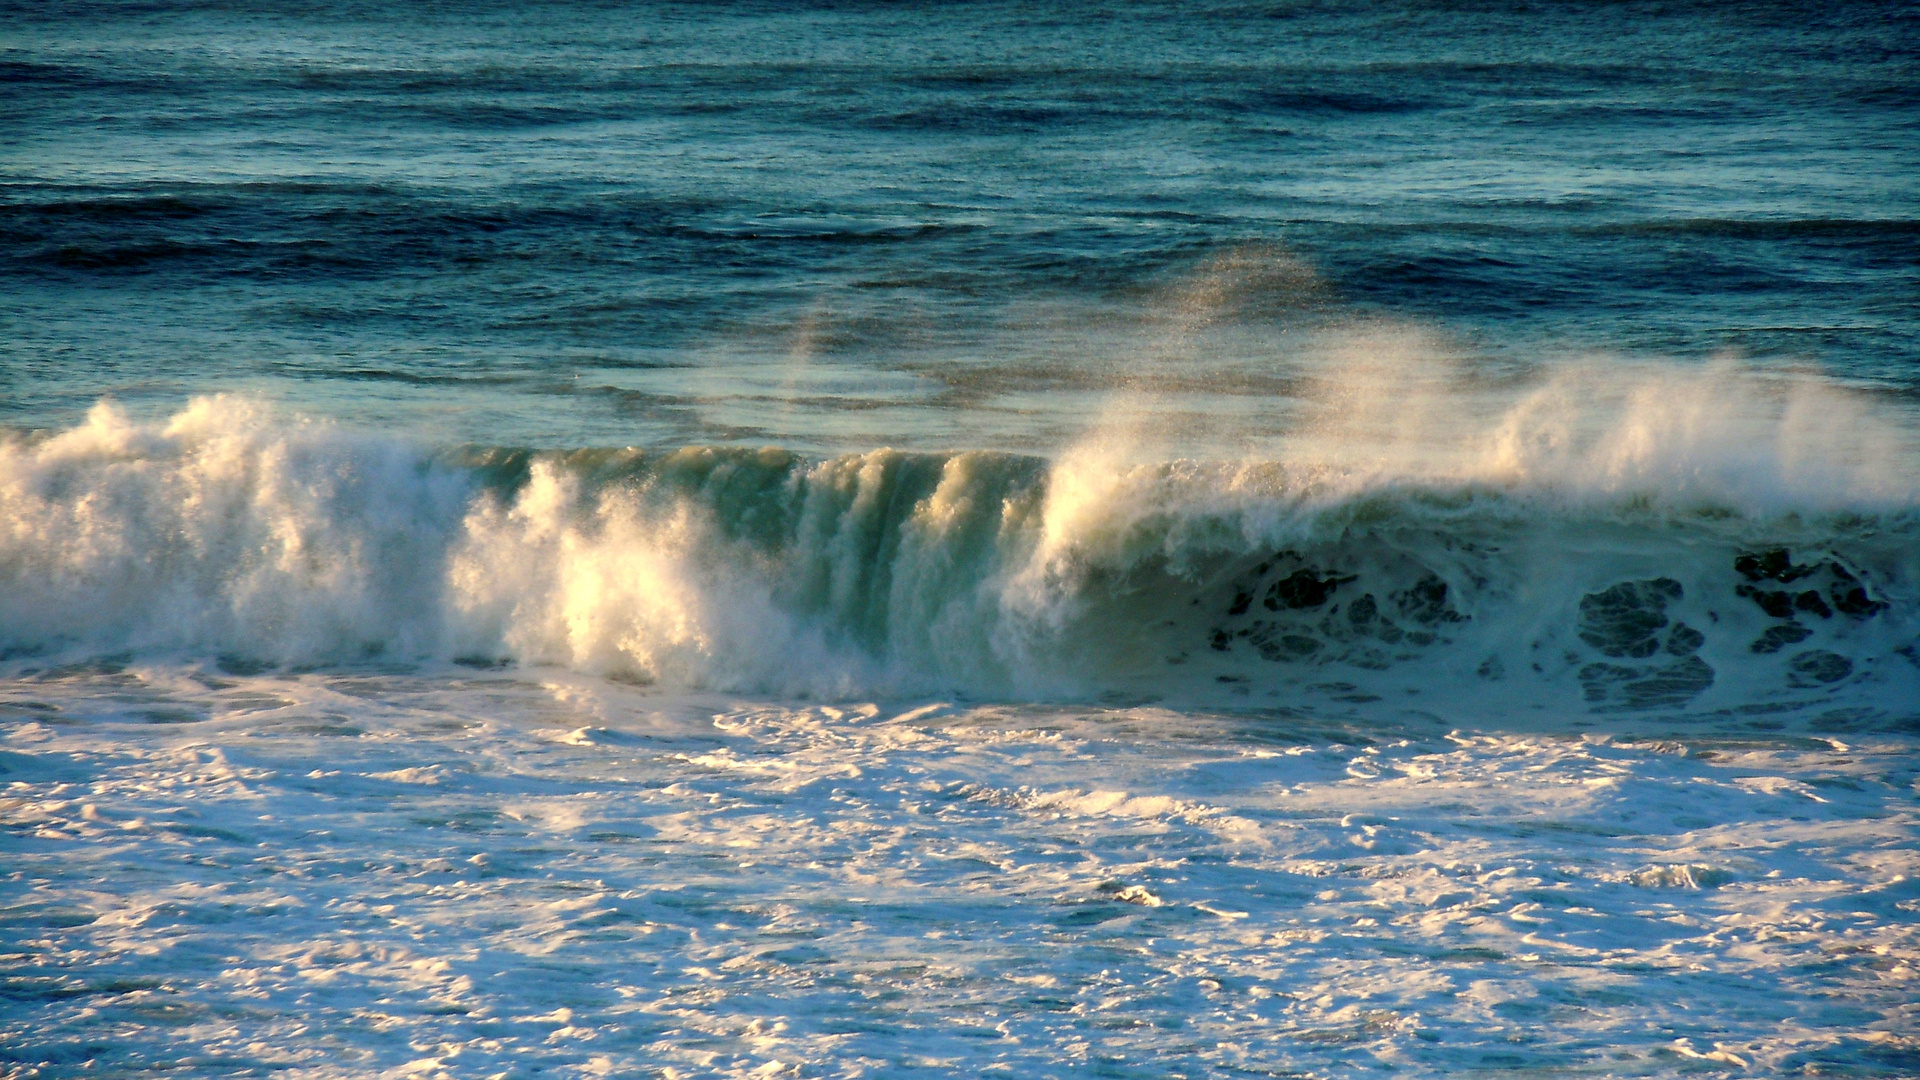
<box><xmin>3</xmin><ymin>2</ymin><xmax>1918</xmax><ymax>1076</ymax></box>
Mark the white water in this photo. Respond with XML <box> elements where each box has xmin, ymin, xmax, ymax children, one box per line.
<box><xmin>4</xmin><ymin>373</ymin><xmax>1918</xmax><ymax>1077</ymax></box>
<box><xmin>12</xmin><ymin>5</ymin><xmax>1920</xmax><ymax>1072</ymax></box>
<box><xmin>3</xmin><ymin>375</ymin><xmax>1917</xmax><ymax>714</ymax></box>
<box><xmin>3</xmin><ymin>676</ymin><xmax>1917</xmax><ymax>1077</ymax></box>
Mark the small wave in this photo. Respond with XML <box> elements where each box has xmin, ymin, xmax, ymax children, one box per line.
<box><xmin>1239</xmin><ymin>89</ymin><xmax>1432</xmax><ymax>115</ymax></box>
<box><xmin>0</xmin><ymin>196</ymin><xmax>214</xmax><ymax>222</ymax></box>
<box><xmin>1582</xmin><ymin>218</ymin><xmax>1920</xmax><ymax>240</ymax></box>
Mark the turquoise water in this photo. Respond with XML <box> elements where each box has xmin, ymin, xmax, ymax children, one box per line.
<box><xmin>6</xmin><ymin>2</ymin><xmax>1917</xmax><ymax>449</ymax></box>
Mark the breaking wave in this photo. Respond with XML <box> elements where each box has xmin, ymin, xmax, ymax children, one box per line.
<box><xmin>4</xmin><ymin>381</ymin><xmax>1918</xmax><ymax>718</ymax></box>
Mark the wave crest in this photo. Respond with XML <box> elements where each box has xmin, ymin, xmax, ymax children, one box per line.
<box><xmin>3</xmin><ymin>394</ymin><xmax>1916</xmax><ymax>717</ymax></box>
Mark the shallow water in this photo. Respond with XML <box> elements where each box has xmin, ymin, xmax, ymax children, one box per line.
<box><xmin>5</xmin><ymin>2</ymin><xmax>1919</xmax><ymax>1076</ymax></box>
<box><xmin>5</xmin><ymin>676</ymin><xmax>1919</xmax><ymax>1077</ymax></box>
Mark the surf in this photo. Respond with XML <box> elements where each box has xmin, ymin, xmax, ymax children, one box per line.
<box><xmin>2</xmin><ymin>372</ymin><xmax>1916</xmax><ymax>722</ymax></box>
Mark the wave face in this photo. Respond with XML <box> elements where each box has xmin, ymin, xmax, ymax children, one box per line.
<box><xmin>4</xmin><ymin>394</ymin><xmax>1918</xmax><ymax>719</ymax></box>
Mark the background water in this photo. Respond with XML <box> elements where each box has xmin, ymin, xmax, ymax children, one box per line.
<box><xmin>5</xmin><ymin>1</ymin><xmax>1918</xmax><ymax>450</ymax></box>
<box><xmin>5</xmin><ymin>3</ymin><xmax>1920</xmax><ymax>1078</ymax></box>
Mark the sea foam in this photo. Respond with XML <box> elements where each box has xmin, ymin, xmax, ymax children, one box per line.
<box><xmin>4</xmin><ymin>372</ymin><xmax>1917</xmax><ymax>717</ymax></box>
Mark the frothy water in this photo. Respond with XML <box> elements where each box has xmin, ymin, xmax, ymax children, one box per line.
<box><xmin>5</xmin><ymin>687</ymin><xmax>1918</xmax><ymax>1076</ymax></box>
<box><xmin>9</xmin><ymin>383</ymin><xmax>1916</xmax><ymax>1075</ymax></box>
<box><xmin>6</xmin><ymin>380</ymin><xmax>1917</xmax><ymax>718</ymax></box>
<box><xmin>6</xmin><ymin>3</ymin><xmax>1918</xmax><ymax>1075</ymax></box>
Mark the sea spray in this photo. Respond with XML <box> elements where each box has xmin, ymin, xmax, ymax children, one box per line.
<box><xmin>0</xmin><ymin>397</ymin><xmax>473</xmax><ymax>665</ymax></box>
<box><xmin>4</xmin><ymin>387</ymin><xmax>1917</xmax><ymax>716</ymax></box>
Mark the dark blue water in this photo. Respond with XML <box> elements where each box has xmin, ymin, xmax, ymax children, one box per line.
<box><xmin>5</xmin><ymin>1</ymin><xmax>1917</xmax><ymax>450</ymax></box>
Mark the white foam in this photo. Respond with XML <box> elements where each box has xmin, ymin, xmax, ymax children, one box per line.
<box><xmin>3</xmin><ymin>681</ymin><xmax>1915</xmax><ymax>1076</ymax></box>
<box><xmin>3</xmin><ymin>386</ymin><xmax>1917</xmax><ymax>713</ymax></box>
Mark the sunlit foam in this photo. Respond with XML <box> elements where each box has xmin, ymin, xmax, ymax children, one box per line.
<box><xmin>2</xmin><ymin>386</ymin><xmax>1915</xmax><ymax>712</ymax></box>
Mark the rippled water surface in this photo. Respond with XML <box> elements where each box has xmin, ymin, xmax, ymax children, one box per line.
<box><xmin>6</xmin><ymin>1</ymin><xmax>1918</xmax><ymax>449</ymax></box>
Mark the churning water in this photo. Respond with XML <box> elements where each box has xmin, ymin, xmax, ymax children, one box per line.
<box><xmin>4</xmin><ymin>3</ymin><xmax>1918</xmax><ymax>1076</ymax></box>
